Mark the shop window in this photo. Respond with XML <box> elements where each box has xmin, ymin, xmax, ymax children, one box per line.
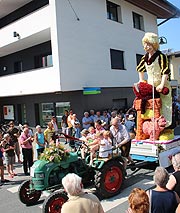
<box><xmin>37</xmin><ymin>102</ymin><xmax>70</xmax><ymax>128</ymax></box>
<box><xmin>40</xmin><ymin>103</ymin><xmax>55</xmax><ymax>127</ymax></box>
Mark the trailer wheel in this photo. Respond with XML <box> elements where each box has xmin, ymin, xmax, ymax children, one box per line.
<box><xmin>18</xmin><ymin>180</ymin><xmax>41</xmax><ymax>205</ymax></box>
<box><xmin>42</xmin><ymin>191</ymin><xmax>68</xmax><ymax>213</ymax></box>
<box><xmin>95</xmin><ymin>160</ymin><xmax>124</xmax><ymax>198</ymax></box>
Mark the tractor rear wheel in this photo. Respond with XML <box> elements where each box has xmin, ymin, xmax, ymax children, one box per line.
<box><xmin>18</xmin><ymin>180</ymin><xmax>41</xmax><ymax>205</ymax></box>
<box><xmin>42</xmin><ymin>191</ymin><xmax>68</xmax><ymax>213</ymax></box>
<box><xmin>95</xmin><ymin>160</ymin><xmax>124</xmax><ymax>198</ymax></box>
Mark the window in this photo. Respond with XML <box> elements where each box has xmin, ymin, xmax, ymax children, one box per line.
<box><xmin>34</xmin><ymin>54</ymin><xmax>53</xmax><ymax>68</ymax></box>
<box><xmin>136</xmin><ymin>54</ymin><xmax>143</xmax><ymax>65</ymax></box>
<box><xmin>14</xmin><ymin>61</ymin><xmax>23</xmax><ymax>73</ymax></box>
<box><xmin>106</xmin><ymin>1</ymin><xmax>122</xmax><ymax>22</ymax></box>
<box><xmin>133</xmin><ymin>12</ymin><xmax>144</xmax><ymax>31</ymax></box>
<box><xmin>110</xmin><ymin>49</ymin><xmax>125</xmax><ymax>70</ymax></box>
<box><xmin>41</xmin><ymin>103</ymin><xmax>54</xmax><ymax>127</ymax></box>
<box><xmin>37</xmin><ymin>102</ymin><xmax>70</xmax><ymax>127</ymax></box>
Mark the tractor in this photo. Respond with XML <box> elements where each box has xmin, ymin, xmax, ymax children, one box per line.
<box><xmin>18</xmin><ymin>133</ymin><xmax>126</xmax><ymax>213</ymax></box>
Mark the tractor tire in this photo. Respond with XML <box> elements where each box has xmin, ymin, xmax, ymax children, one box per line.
<box><xmin>95</xmin><ymin>160</ymin><xmax>124</xmax><ymax>198</ymax></box>
<box><xmin>42</xmin><ymin>191</ymin><xmax>68</xmax><ymax>213</ymax></box>
<box><xmin>18</xmin><ymin>180</ymin><xmax>41</xmax><ymax>205</ymax></box>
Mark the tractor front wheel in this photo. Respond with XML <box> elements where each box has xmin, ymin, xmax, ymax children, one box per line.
<box><xmin>18</xmin><ymin>180</ymin><xmax>41</xmax><ymax>205</ymax></box>
<box><xmin>95</xmin><ymin>160</ymin><xmax>124</xmax><ymax>198</ymax></box>
<box><xmin>42</xmin><ymin>191</ymin><xmax>68</xmax><ymax>213</ymax></box>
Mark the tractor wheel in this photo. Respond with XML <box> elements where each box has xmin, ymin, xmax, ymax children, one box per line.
<box><xmin>42</xmin><ymin>191</ymin><xmax>68</xmax><ymax>213</ymax></box>
<box><xmin>18</xmin><ymin>180</ymin><xmax>41</xmax><ymax>205</ymax></box>
<box><xmin>95</xmin><ymin>160</ymin><xmax>124</xmax><ymax>198</ymax></box>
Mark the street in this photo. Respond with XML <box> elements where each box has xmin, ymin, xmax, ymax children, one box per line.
<box><xmin>0</xmin><ymin>160</ymin><xmax>156</xmax><ymax>213</ymax></box>
<box><xmin>1</xmin><ymin>126</ymin><xmax>179</xmax><ymax>213</ymax></box>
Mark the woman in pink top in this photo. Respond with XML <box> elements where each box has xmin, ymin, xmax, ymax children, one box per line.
<box><xmin>19</xmin><ymin>127</ymin><xmax>33</xmax><ymax>175</ymax></box>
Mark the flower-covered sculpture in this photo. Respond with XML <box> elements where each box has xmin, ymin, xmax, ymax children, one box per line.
<box><xmin>142</xmin><ymin>115</ymin><xmax>167</xmax><ymax>140</ymax></box>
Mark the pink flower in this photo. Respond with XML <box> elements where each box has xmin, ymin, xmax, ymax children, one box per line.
<box><xmin>49</xmin><ymin>156</ymin><xmax>54</xmax><ymax>161</ymax></box>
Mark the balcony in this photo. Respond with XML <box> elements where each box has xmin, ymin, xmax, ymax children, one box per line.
<box><xmin>0</xmin><ymin>66</ymin><xmax>61</xmax><ymax>97</ymax></box>
<box><xmin>0</xmin><ymin>5</ymin><xmax>51</xmax><ymax>57</ymax></box>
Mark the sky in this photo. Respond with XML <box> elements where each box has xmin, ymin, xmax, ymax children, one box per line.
<box><xmin>158</xmin><ymin>0</ymin><xmax>180</xmax><ymax>52</ymax></box>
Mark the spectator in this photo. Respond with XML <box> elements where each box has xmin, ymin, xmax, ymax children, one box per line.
<box><xmin>67</xmin><ymin>109</ymin><xmax>74</xmax><ymax>136</ymax></box>
<box><xmin>101</xmin><ymin>110</ymin><xmax>110</xmax><ymax>130</ymax></box>
<box><xmin>174</xmin><ymin>105</ymin><xmax>180</xmax><ymax>126</ymax></box>
<box><xmin>89</xmin><ymin>109</ymin><xmax>96</xmax><ymax>126</ymax></box>
<box><xmin>51</xmin><ymin>116</ymin><xmax>58</xmax><ymax>133</ymax></box>
<box><xmin>94</xmin><ymin>110</ymin><xmax>103</xmax><ymax>123</ymax></box>
<box><xmin>94</xmin><ymin>120</ymin><xmax>105</xmax><ymax>134</ymax></box>
<box><xmin>19</xmin><ymin>127</ymin><xmax>34</xmax><ymax>175</ymax></box>
<box><xmin>82</xmin><ymin>112</ymin><xmax>92</xmax><ymax>130</ymax></box>
<box><xmin>7</xmin><ymin>121</ymin><xmax>21</xmax><ymax>163</ymax></box>
<box><xmin>147</xmin><ymin>167</ymin><xmax>180</xmax><ymax>213</ymax></box>
<box><xmin>61</xmin><ymin>110</ymin><xmax>69</xmax><ymax>134</ymax></box>
<box><xmin>125</xmin><ymin>115</ymin><xmax>136</xmax><ymax>140</ymax></box>
<box><xmin>61</xmin><ymin>173</ymin><xmax>104</xmax><ymax>213</ymax></box>
<box><xmin>35</xmin><ymin>125</ymin><xmax>45</xmax><ymax>158</ymax></box>
<box><xmin>0</xmin><ymin>132</ymin><xmax>10</xmax><ymax>184</ymax></box>
<box><xmin>44</xmin><ymin>122</ymin><xmax>55</xmax><ymax>146</ymax></box>
<box><xmin>127</xmin><ymin>188</ymin><xmax>149</xmax><ymax>213</ymax></box>
<box><xmin>23</xmin><ymin>123</ymin><xmax>34</xmax><ymax>136</ymax></box>
<box><xmin>72</xmin><ymin>114</ymin><xmax>81</xmax><ymax>138</ymax></box>
<box><xmin>2</xmin><ymin>133</ymin><xmax>16</xmax><ymax>178</ymax></box>
<box><xmin>110</xmin><ymin>118</ymin><xmax>134</xmax><ymax>168</ymax></box>
<box><xmin>166</xmin><ymin>152</ymin><xmax>180</xmax><ymax>197</ymax></box>
<box><xmin>110</xmin><ymin>111</ymin><xmax>117</xmax><ymax>122</ymax></box>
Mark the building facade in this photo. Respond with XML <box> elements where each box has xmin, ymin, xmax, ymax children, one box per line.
<box><xmin>0</xmin><ymin>0</ymin><xmax>179</xmax><ymax>127</ymax></box>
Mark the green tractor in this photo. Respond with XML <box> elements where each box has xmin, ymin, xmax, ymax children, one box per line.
<box><xmin>18</xmin><ymin>134</ymin><xmax>125</xmax><ymax>213</ymax></box>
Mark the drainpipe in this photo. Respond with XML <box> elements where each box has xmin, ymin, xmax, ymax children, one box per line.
<box><xmin>158</xmin><ymin>13</ymin><xmax>177</xmax><ymax>26</ymax></box>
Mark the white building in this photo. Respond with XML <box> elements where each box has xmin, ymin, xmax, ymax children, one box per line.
<box><xmin>0</xmin><ymin>0</ymin><xmax>179</xmax><ymax>126</ymax></box>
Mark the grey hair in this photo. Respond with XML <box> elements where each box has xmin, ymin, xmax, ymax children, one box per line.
<box><xmin>172</xmin><ymin>153</ymin><xmax>180</xmax><ymax>169</ymax></box>
<box><xmin>62</xmin><ymin>173</ymin><xmax>82</xmax><ymax>196</ymax></box>
<box><xmin>84</xmin><ymin>112</ymin><xmax>89</xmax><ymax>116</ymax></box>
<box><xmin>153</xmin><ymin>167</ymin><xmax>169</xmax><ymax>188</ymax></box>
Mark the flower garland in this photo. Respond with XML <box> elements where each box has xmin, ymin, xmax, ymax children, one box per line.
<box><xmin>39</xmin><ymin>142</ymin><xmax>69</xmax><ymax>163</ymax></box>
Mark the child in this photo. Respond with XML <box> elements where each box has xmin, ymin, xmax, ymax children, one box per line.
<box><xmin>99</xmin><ymin>130</ymin><xmax>112</xmax><ymax>158</ymax></box>
<box><xmin>86</xmin><ymin>126</ymin><xmax>96</xmax><ymax>142</ymax></box>
<box><xmin>88</xmin><ymin>132</ymin><xmax>103</xmax><ymax>166</ymax></box>
<box><xmin>79</xmin><ymin>129</ymin><xmax>89</xmax><ymax>160</ymax></box>
<box><xmin>0</xmin><ymin>132</ymin><xmax>9</xmax><ymax>184</ymax></box>
<box><xmin>3</xmin><ymin>133</ymin><xmax>15</xmax><ymax>178</ymax></box>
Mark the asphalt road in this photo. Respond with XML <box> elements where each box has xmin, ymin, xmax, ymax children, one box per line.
<box><xmin>0</xmin><ymin>160</ymin><xmax>157</xmax><ymax>213</ymax></box>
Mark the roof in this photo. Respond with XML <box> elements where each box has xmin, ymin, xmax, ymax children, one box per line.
<box><xmin>126</xmin><ymin>0</ymin><xmax>180</xmax><ymax>19</ymax></box>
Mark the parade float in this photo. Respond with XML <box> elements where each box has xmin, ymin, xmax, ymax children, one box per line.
<box><xmin>130</xmin><ymin>32</ymin><xmax>180</xmax><ymax>168</ymax></box>
<box><xmin>130</xmin><ymin>83</ymin><xmax>180</xmax><ymax>168</ymax></box>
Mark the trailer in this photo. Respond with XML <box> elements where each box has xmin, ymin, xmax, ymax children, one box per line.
<box><xmin>130</xmin><ymin>135</ymin><xmax>180</xmax><ymax>168</ymax></box>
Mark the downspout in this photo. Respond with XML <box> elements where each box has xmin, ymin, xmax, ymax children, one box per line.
<box><xmin>158</xmin><ymin>13</ymin><xmax>177</xmax><ymax>26</ymax></box>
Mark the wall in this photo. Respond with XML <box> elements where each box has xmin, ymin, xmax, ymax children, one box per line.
<box><xmin>53</xmin><ymin>0</ymin><xmax>158</xmax><ymax>91</ymax></box>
